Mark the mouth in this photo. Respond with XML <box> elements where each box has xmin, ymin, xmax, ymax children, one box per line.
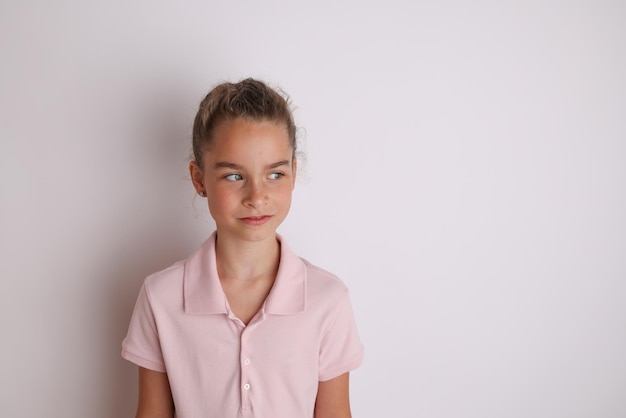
<box><xmin>240</xmin><ymin>215</ymin><xmax>272</xmax><ymax>226</ymax></box>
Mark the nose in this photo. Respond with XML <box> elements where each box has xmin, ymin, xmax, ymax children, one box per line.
<box><xmin>243</xmin><ymin>181</ymin><xmax>268</xmax><ymax>208</ymax></box>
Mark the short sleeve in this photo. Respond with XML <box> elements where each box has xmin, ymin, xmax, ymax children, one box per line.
<box><xmin>121</xmin><ymin>283</ymin><xmax>167</xmax><ymax>372</ymax></box>
<box><xmin>318</xmin><ymin>291</ymin><xmax>364</xmax><ymax>381</ymax></box>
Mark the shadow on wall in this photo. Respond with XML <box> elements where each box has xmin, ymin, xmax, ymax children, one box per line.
<box><xmin>93</xmin><ymin>84</ymin><xmax>214</xmax><ymax>417</ymax></box>
<box><xmin>103</xmin><ymin>240</ymin><xmax>194</xmax><ymax>417</ymax></box>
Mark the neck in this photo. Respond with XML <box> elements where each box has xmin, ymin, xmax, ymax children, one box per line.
<box><xmin>214</xmin><ymin>233</ymin><xmax>281</xmax><ymax>282</ymax></box>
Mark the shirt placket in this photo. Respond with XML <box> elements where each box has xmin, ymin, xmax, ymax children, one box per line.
<box><xmin>240</xmin><ymin>325</ymin><xmax>252</xmax><ymax>414</ymax></box>
<box><xmin>239</xmin><ymin>313</ymin><xmax>265</xmax><ymax>415</ymax></box>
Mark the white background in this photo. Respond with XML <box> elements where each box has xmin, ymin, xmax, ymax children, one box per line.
<box><xmin>1</xmin><ymin>1</ymin><xmax>625</xmax><ymax>417</ymax></box>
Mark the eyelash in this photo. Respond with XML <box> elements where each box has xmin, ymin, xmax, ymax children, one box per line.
<box><xmin>224</xmin><ymin>173</ymin><xmax>243</xmax><ymax>181</ymax></box>
<box><xmin>223</xmin><ymin>172</ymin><xmax>284</xmax><ymax>181</ymax></box>
<box><xmin>268</xmin><ymin>172</ymin><xmax>284</xmax><ymax>180</ymax></box>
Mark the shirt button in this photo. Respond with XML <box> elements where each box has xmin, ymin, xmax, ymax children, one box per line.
<box><xmin>244</xmin><ymin>358</ymin><xmax>250</xmax><ymax>365</ymax></box>
<box><xmin>243</xmin><ymin>383</ymin><xmax>251</xmax><ymax>391</ymax></box>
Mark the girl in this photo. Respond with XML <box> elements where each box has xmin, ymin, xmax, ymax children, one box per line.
<box><xmin>122</xmin><ymin>78</ymin><xmax>364</xmax><ymax>418</ymax></box>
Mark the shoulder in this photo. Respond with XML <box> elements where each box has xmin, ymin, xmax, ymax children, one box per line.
<box><xmin>278</xmin><ymin>236</ymin><xmax>350</xmax><ymax>302</ymax></box>
<box><xmin>142</xmin><ymin>259</ymin><xmax>185</xmax><ymax>298</ymax></box>
<box><xmin>143</xmin><ymin>232</ymin><xmax>217</xmax><ymax>295</ymax></box>
<box><xmin>301</xmin><ymin>257</ymin><xmax>350</xmax><ymax>304</ymax></box>
<box><xmin>302</xmin><ymin>258</ymin><xmax>347</xmax><ymax>288</ymax></box>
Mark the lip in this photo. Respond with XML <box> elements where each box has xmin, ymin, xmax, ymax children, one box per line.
<box><xmin>240</xmin><ymin>215</ymin><xmax>272</xmax><ymax>226</ymax></box>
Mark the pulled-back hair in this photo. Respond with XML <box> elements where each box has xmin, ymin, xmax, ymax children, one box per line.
<box><xmin>192</xmin><ymin>78</ymin><xmax>297</xmax><ymax>168</ymax></box>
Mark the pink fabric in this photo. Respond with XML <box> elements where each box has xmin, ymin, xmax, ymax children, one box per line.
<box><xmin>122</xmin><ymin>233</ymin><xmax>363</xmax><ymax>418</ymax></box>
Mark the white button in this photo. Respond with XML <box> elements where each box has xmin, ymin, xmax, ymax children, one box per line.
<box><xmin>244</xmin><ymin>358</ymin><xmax>250</xmax><ymax>365</ymax></box>
<box><xmin>243</xmin><ymin>383</ymin><xmax>251</xmax><ymax>390</ymax></box>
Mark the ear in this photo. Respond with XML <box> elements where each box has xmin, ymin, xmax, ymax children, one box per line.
<box><xmin>189</xmin><ymin>161</ymin><xmax>205</xmax><ymax>195</ymax></box>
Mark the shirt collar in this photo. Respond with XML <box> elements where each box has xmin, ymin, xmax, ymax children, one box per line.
<box><xmin>183</xmin><ymin>232</ymin><xmax>306</xmax><ymax>315</ymax></box>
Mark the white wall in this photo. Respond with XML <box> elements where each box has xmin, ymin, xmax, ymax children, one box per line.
<box><xmin>1</xmin><ymin>1</ymin><xmax>625</xmax><ymax>417</ymax></box>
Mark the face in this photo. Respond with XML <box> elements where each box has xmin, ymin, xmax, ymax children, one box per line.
<box><xmin>190</xmin><ymin>118</ymin><xmax>297</xmax><ymax>244</ymax></box>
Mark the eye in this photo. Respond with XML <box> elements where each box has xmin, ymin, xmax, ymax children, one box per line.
<box><xmin>268</xmin><ymin>172</ymin><xmax>284</xmax><ymax>180</ymax></box>
<box><xmin>224</xmin><ymin>173</ymin><xmax>243</xmax><ymax>181</ymax></box>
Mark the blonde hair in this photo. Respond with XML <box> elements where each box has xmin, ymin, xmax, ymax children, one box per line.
<box><xmin>192</xmin><ymin>78</ymin><xmax>297</xmax><ymax>168</ymax></box>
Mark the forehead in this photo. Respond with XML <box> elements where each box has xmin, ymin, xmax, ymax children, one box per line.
<box><xmin>204</xmin><ymin>118</ymin><xmax>293</xmax><ymax>166</ymax></box>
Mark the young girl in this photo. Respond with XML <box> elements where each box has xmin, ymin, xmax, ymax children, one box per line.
<box><xmin>122</xmin><ymin>78</ymin><xmax>364</xmax><ymax>418</ymax></box>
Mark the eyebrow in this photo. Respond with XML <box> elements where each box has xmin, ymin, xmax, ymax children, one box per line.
<box><xmin>213</xmin><ymin>160</ymin><xmax>291</xmax><ymax>170</ymax></box>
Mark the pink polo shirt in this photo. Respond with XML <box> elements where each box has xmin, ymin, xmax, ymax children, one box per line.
<box><xmin>121</xmin><ymin>233</ymin><xmax>364</xmax><ymax>418</ymax></box>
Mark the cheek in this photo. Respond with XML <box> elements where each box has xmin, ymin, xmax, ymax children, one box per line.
<box><xmin>206</xmin><ymin>186</ymin><xmax>235</xmax><ymax>209</ymax></box>
<box><xmin>276</xmin><ymin>184</ymin><xmax>294</xmax><ymax>204</ymax></box>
